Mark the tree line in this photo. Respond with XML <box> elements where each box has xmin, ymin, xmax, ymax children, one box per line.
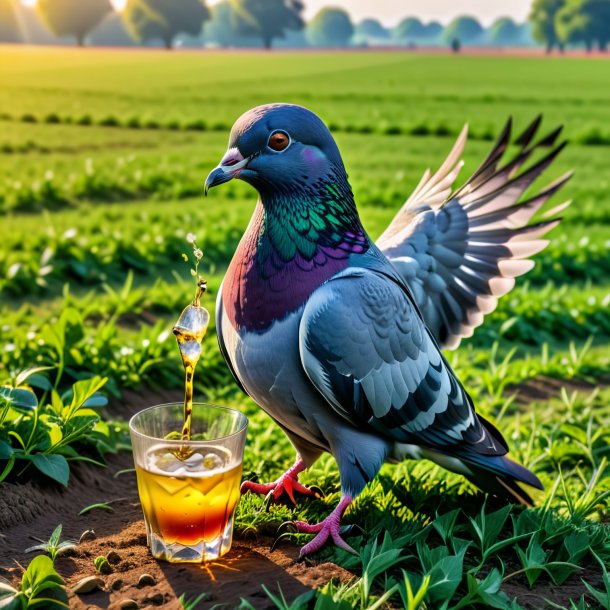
<box><xmin>1</xmin><ymin>0</ymin><xmax>537</xmax><ymax>50</ymax></box>
<box><xmin>1</xmin><ymin>0</ymin><xmax>608</xmax><ymax>51</ymax></box>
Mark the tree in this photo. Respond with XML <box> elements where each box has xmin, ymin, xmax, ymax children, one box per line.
<box><xmin>306</xmin><ymin>7</ymin><xmax>353</xmax><ymax>47</ymax></box>
<box><xmin>556</xmin><ymin>0</ymin><xmax>610</xmax><ymax>50</ymax></box>
<box><xmin>354</xmin><ymin>18</ymin><xmax>389</xmax><ymax>41</ymax></box>
<box><xmin>443</xmin><ymin>16</ymin><xmax>484</xmax><ymax>46</ymax></box>
<box><xmin>529</xmin><ymin>0</ymin><xmax>565</xmax><ymax>52</ymax></box>
<box><xmin>425</xmin><ymin>22</ymin><xmax>444</xmax><ymax>39</ymax></box>
<box><xmin>490</xmin><ymin>17</ymin><xmax>522</xmax><ymax>46</ymax></box>
<box><xmin>202</xmin><ymin>0</ymin><xmax>242</xmax><ymax>46</ymax></box>
<box><xmin>123</xmin><ymin>0</ymin><xmax>210</xmax><ymax>49</ymax></box>
<box><xmin>394</xmin><ymin>17</ymin><xmax>427</xmax><ymax>42</ymax></box>
<box><xmin>0</xmin><ymin>0</ymin><xmax>22</xmax><ymax>43</ymax></box>
<box><xmin>230</xmin><ymin>0</ymin><xmax>304</xmax><ymax>50</ymax></box>
<box><xmin>37</xmin><ymin>0</ymin><xmax>112</xmax><ymax>46</ymax></box>
<box><xmin>89</xmin><ymin>13</ymin><xmax>136</xmax><ymax>46</ymax></box>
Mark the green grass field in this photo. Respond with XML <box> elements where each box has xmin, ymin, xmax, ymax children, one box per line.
<box><xmin>1</xmin><ymin>47</ymin><xmax>610</xmax><ymax>609</ymax></box>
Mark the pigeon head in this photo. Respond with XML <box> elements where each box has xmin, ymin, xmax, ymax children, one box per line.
<box><xmin>205</xmin><ymin>104</ymin><xmax>347</xmax><ymax>199</ymax></box>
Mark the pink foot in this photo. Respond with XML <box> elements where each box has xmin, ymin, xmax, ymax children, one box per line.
<box><xmin>293</xmin><ymin>495</ymin><xmax>356</xmax><ymax>557</ymax></box>
<box><xmin>241</xmin><ymin>458</ymin><xmax>315</xmax><ymax>505</ymax></box>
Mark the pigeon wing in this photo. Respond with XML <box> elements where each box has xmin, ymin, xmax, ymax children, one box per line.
<box><xmin>377</xmin><ymin>118</ymin><xmax>572</xmax><ymax>349</ymax></box>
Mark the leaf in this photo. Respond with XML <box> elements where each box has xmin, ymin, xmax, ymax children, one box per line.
<box><xmin>49</xmin><ymin>525</ymin><xmax>62</xmax><ymax>548</ymax></box>
<box><xmin>26</xmin><ymin>375</ymin><xmax>53</xmax><ymax>392</ymax></box>
<box><xmin>0</xmin><ymin>579</ymin><xmax>19</xmax><ymax>600</ymax></box>
<box><xmin>425</xmin><ymin>548</ymin><xmax>466</xmax><ymax>606</ymax></box>
<box><xmin>0</xmin><ymin>441</ymin><xmax>13</xmax><ymax>460</ymax></box>
<box><xmin>78</xmin><ymin>503</ymin><xmax>113</xmax><ymax>516</ymax></box>
<box><xmin>67</xmin><ymin>377</ymin><xmax>107</xmax><ymax>415</ymax></box>
<box><xmin>21</xmin><ymin>555</ymin><xmax>64</xmax><ymax>599</ymax></box>
<box><xmin>82</xmin><ymin>392</ymin><xmax>108</xmax><ymax>408</ymax></box>
<box><xmin>499</xmin><ymin>317</ymin><xmax>518</xmax><ymax>335</ymax></box>
<box><xmin>15</xmin><ymin>367</ymin><xmax>53</xmax><ymax>388</ymax></box>
<box><xmin>0</xmin><ymin>387</ymin><xmax>38</xmax><ymax>412</ymax></box>
<box><xmin>432</xmin><ymin>509</ymin><xmax>460</xmax><ymax>545</ymax></box>
<box><xmin>30</xmin><ymin>454</ymin><xmax>70</xmax><ymax>487</ymax></box>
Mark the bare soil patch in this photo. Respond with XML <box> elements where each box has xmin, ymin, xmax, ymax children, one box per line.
<box><xmin>0</xmin><ymin>452</ymin><xmax>353</xmax><ymax>609</ymax></box>
<box><xmin>508</xmin><ymin>375</ymin><xmax>603</xmax><ymax>405</ymax></box>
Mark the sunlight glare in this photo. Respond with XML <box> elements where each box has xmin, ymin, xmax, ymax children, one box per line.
<box><xmin>21</xmin><ymin>0</ymin><xmax>126</xmax><ymax>9</ymax></box>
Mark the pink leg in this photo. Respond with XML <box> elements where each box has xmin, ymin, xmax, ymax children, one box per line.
<box><xmin>293</xmin><ymin>495</ymin><xmax>356</xmax><ymax>557</ymax></box>
<box><xmin>240</xmin><ymin>457</ymin><xmax>315</xmax><ymax>505</ymax></box>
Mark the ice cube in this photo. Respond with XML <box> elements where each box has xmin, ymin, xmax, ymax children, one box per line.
<box><xmin>183</xmin><ymin>451</ymin><xmax>204</xmax><ymax>472</ymax></box>
<box><xmin>152</xmin><ymin>452</ymin><xmax>185</xmax><ymax>474</ymax></box>
<box><xmin>203</xmin><ymin>453</ymin><xmax>223</xmax><ymax>471</ymax></box>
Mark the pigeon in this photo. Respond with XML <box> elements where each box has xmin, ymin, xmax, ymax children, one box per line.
<box><xmin>204</xmin><ymin>104</ymin><xmax>570</xmax><ymax>557</ymax></box>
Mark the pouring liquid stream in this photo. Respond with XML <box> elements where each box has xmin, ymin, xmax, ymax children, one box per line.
<box><xmin>172</xmin><ymin>281</ymin><xmax>210</xmax><ymax>459</ymax></box>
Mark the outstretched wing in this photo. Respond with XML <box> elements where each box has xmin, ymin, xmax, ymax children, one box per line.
<box><xmin>377</xmin><ymin>117</ymin><xmax>572</xmax><ymax>349</ymax></box>
<box><xmin>299</xmin><ymin>267</ymin><xmax>505</xmax><ymax>456</ymax></box>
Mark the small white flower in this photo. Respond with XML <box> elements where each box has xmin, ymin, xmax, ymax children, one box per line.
<box><xmin>193</xmin><ymin>248</ymin><xmax>203</xmax><ymax>260</ymax></box>
<box><xmin>4</xmin><ymin>344</ymin><xmax>15</xmax><ymax>352</ymax></box>
<box><xmin>142</xmin><ymin>339</ymin><xmax>150</xmax><ymax>348</ymax></box>
<box><xmin>63</xmin><ymin>228</ymin><xmax>77</xmax><ymax>239</ymax></box>
<box><xmin>186</xmin><ymin>232</ymin><xmax>197</xmax><ymax>244</ymax></box>
<box><xmin>157</xmin><ymin>330</ymin><xmax>170</xmax><ymax>343</ymax></box>
<box><xmin>120</xmin><ymin>346</ymin><xmax>134</xmax><ymax>356</ymax></box>
<box><xmin>26</xmin><ymin>332</ymin><xmax>36</xmax><ymax>341</ymax></box>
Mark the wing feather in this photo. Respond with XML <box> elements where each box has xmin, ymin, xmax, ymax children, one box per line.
<box><xmin>300</xmin><ymin>268</ymin><xmax>507</xmax><ymax>456</ymax></box>
<box><xmin>377</xmin><ymin>118</ymin><xmax>571</xmax><ymax>349</ymax></box>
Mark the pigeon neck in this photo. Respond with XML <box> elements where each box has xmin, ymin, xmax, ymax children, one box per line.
<box><xmin>222</xmin><ymin>173</ymin><xmax>369</xmax><ymax>332</ymax></box>
<box><xmin>258</xmin><ymin>169</ymin><xmax>364</xmax><ymax>261</ymax></box>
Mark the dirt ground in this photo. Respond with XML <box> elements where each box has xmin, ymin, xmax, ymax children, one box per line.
<box><xmin>0</xmin><ymin>450</ymin><xmax>355</xmax><ymax>609</ymax></box>
<box><xmin>0</xmin><ymin>379</ymin><xmax>603</xmax><ymax>609</ymax></box>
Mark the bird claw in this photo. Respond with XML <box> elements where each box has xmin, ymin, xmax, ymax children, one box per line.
<box><xmin>240</xmin><ymin>464</ymin><xmax>317</xmax><ymax>507</ymax></box>
<box><xmin>340</xmin><ymin>523</ymin><xmax>363</xmax><ymax>537</ymax></box>
<box><xmin>270</xmin><ymin>530</ymin><xmax>297</xmax><ymax>552</ymax></box>
<box><xmin>277</xmin><ymin>520</ymin><xmax>297</xmax><ymax>535</ymax></box>
<box><xmin>296</xmin><ymin>521</ymin><xmax>358</xmax><ymax>558</ymax></box>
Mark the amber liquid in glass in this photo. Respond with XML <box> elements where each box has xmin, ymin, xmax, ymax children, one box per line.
<box><xmin>136</xmin><ymin>445</ymin><xmax>242</xmax><ymax>546</ymax></box>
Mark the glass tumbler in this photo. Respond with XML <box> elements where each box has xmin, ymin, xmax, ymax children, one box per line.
<box><xmin>129</xmin><ymin>403</ymin><xmax>248</xmax><ymax>563</ymax></box>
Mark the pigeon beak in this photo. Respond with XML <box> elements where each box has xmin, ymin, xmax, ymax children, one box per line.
<box><xmin>204</xmin><ymin>147</ymin><xmax>250</xmax><ymax>195</ymax></box>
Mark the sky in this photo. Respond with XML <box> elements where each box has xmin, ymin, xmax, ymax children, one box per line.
<box><xmin>21</xmin><ymin>0</ymin><xmax>533</xmax><ymax>27</ymax></box>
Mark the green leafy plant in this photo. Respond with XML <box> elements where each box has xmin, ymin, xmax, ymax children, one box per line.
<box><xmin>93</xmin><ymin>556</ymin><xmax>111</xmax><ymax>575</ymax></box>
<box><xmin>178</xmin><ymin>592</ymin><xmax>212</xmax><ymax>610</ymax></box>
<box><xmin>0</xmin><ymin>368</ymin><xmax>127</xmax><ymax>486</ymax></box>
<box><xmin>0</xmin><ymin>555</ymin><xmax>68</xmax><ymax>609</ymax></box>
<box><xmin>24</xmin><ymin>525</ymin><xmax>77</xmax><ymax>562</ymax></box>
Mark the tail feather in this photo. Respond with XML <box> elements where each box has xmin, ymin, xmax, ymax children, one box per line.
<box><xmin>460</xmin><ymin>453</ymin><xmax>543</xmax><ymax>507</ymax></box>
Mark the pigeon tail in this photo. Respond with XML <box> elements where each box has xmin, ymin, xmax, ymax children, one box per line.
<box><xmin>459</xmin><ymin>452</ymin><xmax>543</xmax><ymax>507</ymax></box>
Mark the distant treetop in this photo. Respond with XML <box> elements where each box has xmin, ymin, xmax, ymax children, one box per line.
<box><xmin>37</xmin><ymin>0</ymin><xmax>112</xmax><ymax>46</ymax></box>
<box><xmin>123</xmin><ymin>0</ymin><xmax>210</xmax><ymax>49</ymax></box>
<box><xmin>306</xmin><ymin>6</ymin><xmax>354</xmax><ymax>48</ymax></box>
<box><xmin>230</xmin><ymin>0</ymin><xmax>304</xmax><ymax>49</ymax></box>
<box><xmin>443</xmin><ymin>15</ymin><xmax>485</xmax><ymax>45</ymax></box>
<box><xmin>355</xmin><ymin>18</ymin><xmax>389</xmax><ymax>40</ymax></box>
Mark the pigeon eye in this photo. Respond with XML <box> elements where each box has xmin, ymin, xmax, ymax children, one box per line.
<box><xmin>268</xmin><ymin>131</ymin><xmax>290</xmax><ymax>152</ymax></box>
